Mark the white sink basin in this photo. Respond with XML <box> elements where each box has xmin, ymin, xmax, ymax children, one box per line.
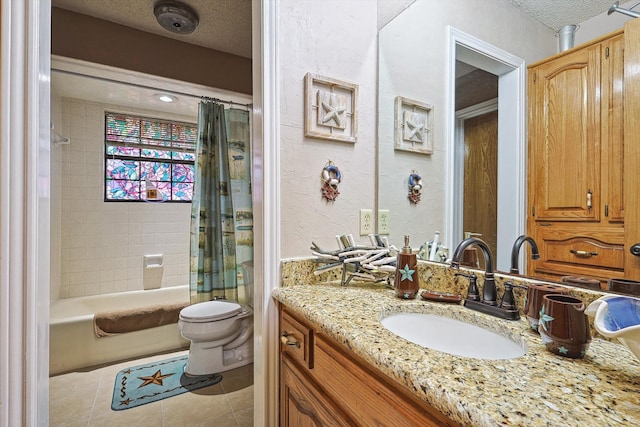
<box><xmin>380</xmin><ymin>313</ymin><xmax>526</xmax><ymax>360</ymax></box>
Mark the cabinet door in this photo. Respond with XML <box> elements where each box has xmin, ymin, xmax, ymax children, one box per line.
<box><xmin>601</xmin><ymin>34</ymin><xmax>624</xmax><ymax>223</ymax></box>
<box><xmin>530</xmin><ymin>44</ymin><xmax>601</xmax><ymax>222</ymax></box>
<box><xmin>280</xmin><ymin>355</ymin><xmax>353</xmax><ymax>427</ymax></box>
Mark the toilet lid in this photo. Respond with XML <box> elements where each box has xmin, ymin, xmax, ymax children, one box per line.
<box><xmin>180</xmin><ymin>300</ymin><xmax>243</xmax><ymax>322</ymax></box>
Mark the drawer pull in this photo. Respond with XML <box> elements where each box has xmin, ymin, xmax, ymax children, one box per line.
<box><xmin>281</xmin><ymin>332</ymin><xmax>300</xmax><ymax>348</ymax></box>
<box><xmin>570</xmin><ymin>249</ymin><xmax>598</xmax><ymax>257</ymax></box>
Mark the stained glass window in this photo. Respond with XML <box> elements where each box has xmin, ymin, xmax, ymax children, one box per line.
<box><xmin>105</xmin><ymin>112</ymin><xmax>196</xmax><ymax>202</ymax></box>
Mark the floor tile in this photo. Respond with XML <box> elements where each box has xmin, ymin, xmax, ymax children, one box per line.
<box><xmin>50</xmin><ymin>351</ymin><xmax>254</xmax><ymax>426</ymax></box>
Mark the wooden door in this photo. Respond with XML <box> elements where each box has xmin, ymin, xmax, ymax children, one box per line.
<box><xmin>530</xmin><ymin>44</ymin><xmax>601</xmax><ymax>222</ymax></box>
<box><xmin>280</xmin><ymin>356</ymin><xmax>352</xmax><ymax>427</ymax></box>
<box><xmin>463</xmin><ymin>110</ymin><xmax>498</xmax><ymax>263</ymax></box>
<box><xmin>601</xmin><ymin>34</ymin><xmax>625</xmax><ymax>224</ymax></box>
<box><xmin>624</xmin><ymin>19</ymin><xmax>640</xmax><ymax>280</ymax></box>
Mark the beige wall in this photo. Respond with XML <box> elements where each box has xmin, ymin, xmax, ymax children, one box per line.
<box><xmin>51</xmin><ymin>7</ymin><xmax>252</xmax><ymax>95</ymax></box>
<box><xmin>279</xmin><ymin>0</ymin><xmax>379</xmax><ymax>258</ymax></box>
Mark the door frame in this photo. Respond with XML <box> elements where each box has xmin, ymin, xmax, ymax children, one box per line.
<box><xmin>445</xmin><ymin>27</ymin><xmax>526</xmax><ymax>271</ymax></box>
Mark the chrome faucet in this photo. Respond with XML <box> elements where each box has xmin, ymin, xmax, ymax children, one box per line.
<box><xmin>509</xmin><ymin>235</ymin><xmax>540</xmax><ymax>274</ymax></box>
<box><xmin>451</xmin><ymin>237</ymin><xmax>497</xmax><ymax>305</ymax></box>
<box><xmin>451</xmin><ymin>237</ymin><xmax>520</xmax><ymax>320</ymax></box>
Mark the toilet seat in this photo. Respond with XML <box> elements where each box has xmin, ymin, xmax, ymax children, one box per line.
<box><xmin>180</xmin><ymin>300</ymin><xmax>243</xmax><ymax>323</ymax></box>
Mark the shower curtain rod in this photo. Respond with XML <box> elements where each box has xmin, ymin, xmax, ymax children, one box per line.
<box><xmin>51</xmin><ymin>68</ymin><xmax>253</xmax><ymax>109</ymax></box>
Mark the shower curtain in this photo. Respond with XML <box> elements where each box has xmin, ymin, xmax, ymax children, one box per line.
<box><xmin>189</xmin><ymin>101</ymin><xmax>253</xmax><ymax>304</ymax></box>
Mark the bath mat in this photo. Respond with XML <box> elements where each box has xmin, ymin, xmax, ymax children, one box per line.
<box><xmin>111</xmin><ymin>355</ymin><xmax>222</xmax><ymax>410</ymax></box>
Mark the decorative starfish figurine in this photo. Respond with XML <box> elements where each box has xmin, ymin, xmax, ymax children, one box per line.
<box><xmin>137</xmin><ymin>369</ymin><xmax>175</xmax><ymax>388</ymax></box>
<box><xmin>321</xmin><ymin>100</ymin><xmax>346</xmax><ymax>127</ymax></box>
<box><xmin>399</xmin><ymin>264</ymin><xmax>415</xmax><ymax>281</ymax></box>
<box><xmin>405</xmin><ymin>119</ymin><xmax>424</xmax><ymax>141</ymax></box>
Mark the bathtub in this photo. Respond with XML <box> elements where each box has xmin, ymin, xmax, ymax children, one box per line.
<box><xmin>50</xmin><ymin>285</ymin><xmax>190</xmax><ymax>375</ymax></box>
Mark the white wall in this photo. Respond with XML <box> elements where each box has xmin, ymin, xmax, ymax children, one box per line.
<box><xmin>378</xmin><ymin>0</ymin><xmax>556</xmax><ymax>250</ymax></box>
<box><xmin>575</xmin><ymin>0</ymin><xmax>634</xmax><ymax>45</ymax></box>
<box><xmin>56</xmin><ymin>98</ymin><xmax>192</xmax><ymax>298</ymax></box>
<box><xmin>279</xmin><ymin>0</ymin><xmax>379</xmax><ymax>258</ymax></box>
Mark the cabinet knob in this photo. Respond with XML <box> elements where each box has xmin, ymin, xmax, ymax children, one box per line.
<box><xmin>631</xmin><ymin>244</ymin><xmax>640</xmax><ymax>257</ymax></box>
<box><xmin>281</xmin><ymin>331</ymin><xmax>300</xmax><ymax>348</ymax></box>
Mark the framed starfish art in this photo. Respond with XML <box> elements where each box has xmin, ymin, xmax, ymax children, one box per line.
<box><xmin>394</xmin><ymin>96</ymin><xmax>433</xmax><ymax>154</ymax></box>
<box><xmin>304</xmin><ymin>73</ymin><xmax>358</xmax><ymax>143</ymax></box>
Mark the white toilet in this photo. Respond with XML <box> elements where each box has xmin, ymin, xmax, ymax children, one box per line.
<box><xmin>178</xmin><ymin>300</ymin><xmax>254</xmax><ymax>376</ymax></box>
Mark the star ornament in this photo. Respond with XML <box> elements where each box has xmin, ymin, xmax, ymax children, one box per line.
<box><xmin>321</xmin><ymin>100</ymin><xmax>346</xmax><ymax>128</ymax></box>
<box><xmin>538</xmin><ymin>306</ymin><xmax>554</xmax><ymax>332</ymax></box>
<box><xmin>399</xmin><ymin>264</ymin><xmax>415</xmax><ymax>281</ymax></box>
<box><xmin>405</xmin><ymin>119</ymin><xmax>425</xmax><ymax>141</ymax></box>
<box><xmin>137</xmin><ymin>369</ymin><xmax>175</xmax><ymax>388</ymax></box>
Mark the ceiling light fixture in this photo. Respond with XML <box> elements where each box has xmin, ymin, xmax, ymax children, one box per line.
<box><xmin>156</xmin><ymin>93</ymin><xmax>177</xmax><ymax>103</ymax></box>
<box><xmin>154</xmin><ymin>1</ymin><xmax>199</xmax><ymax>34</ymax></box>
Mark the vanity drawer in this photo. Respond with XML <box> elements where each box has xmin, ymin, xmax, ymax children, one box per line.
<box><xmin>280</xmin><ymin>308</ymin><xmax>313</xmax><ymax>369</ymax></box>
<box><xmin>537</xmin><ymin>224</ymin><xmax>624</xmax><ymax>272</ymax></box>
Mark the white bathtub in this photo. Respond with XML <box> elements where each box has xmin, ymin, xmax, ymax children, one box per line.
<box><xmin>50</xmin><ymin>285</ymin><xmax>190</xmax><ymax>375</ymax></box>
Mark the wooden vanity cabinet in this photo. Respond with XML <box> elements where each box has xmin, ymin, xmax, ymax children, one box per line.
<box><xmin>527</xmin><ymin>30</ymin><xmax>625</xmax><ymax>284</ymax></box>
<box><xmin>278</xmin><ymin>305</ymin><xmax>456</xmax><ymax>427</ymax></box>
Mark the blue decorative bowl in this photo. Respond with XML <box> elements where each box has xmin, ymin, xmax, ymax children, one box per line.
<box><xmin>585</xmin><ymin>295</ymin><xmax>640</xmax><ymax>360</ymax></box>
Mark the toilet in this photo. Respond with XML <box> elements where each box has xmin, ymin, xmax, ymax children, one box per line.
<box><xmin>178</xmin><ymin>299</ymin><xmax>254</xmax><ymax>376</ymax></box>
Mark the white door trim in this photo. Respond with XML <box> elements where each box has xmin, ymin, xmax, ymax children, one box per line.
<box><xmin>445</xmin><ymin>27</ymin><xmax>526</xmax><ymax>271</ymax></box>
<box><xmin>252</xmin><ymin>1</ymin><xmax>280</xmax><ymax>425</ymax></box>
<box><xmin>0</xmin><ymin>0</ymin><xmax>51</xmax><ymax>425</ymax></box>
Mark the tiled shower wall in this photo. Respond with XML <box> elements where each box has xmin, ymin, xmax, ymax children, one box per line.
<box><xmin>57</xmin><ymin>97</ymin><xmax>193</xmax><ymax>298</ymax></box>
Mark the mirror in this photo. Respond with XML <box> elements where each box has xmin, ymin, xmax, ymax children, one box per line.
<box><xmin>377</xmin><ymin>2</ymin><xmax>526</xmax><ymax>273</ymax></box>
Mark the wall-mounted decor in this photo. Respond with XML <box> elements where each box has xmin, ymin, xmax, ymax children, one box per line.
<box><xmin>408</xmin><ymin>171</ymin><xmax>422</xmax><ymax>204</ymax></box>
<box><xmin>305</xmin><ymin>73</ymin><xmax>358</xmax><ymax>143</ymax></box>
<box><xmin>320</xmin><ymin>161</ymin><xmax>342</xmax><ymax>202</ymax></box>
<box><xmin>394</xmin><ymin>96</ymin><xmax>433</xmax><ymax>154</ymax></box>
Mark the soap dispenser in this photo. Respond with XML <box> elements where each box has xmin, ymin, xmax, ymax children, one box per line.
<box><xmin>395</xmin><ymin>235</ymin><xmax>419</xmax><ymax>299</ymax></box>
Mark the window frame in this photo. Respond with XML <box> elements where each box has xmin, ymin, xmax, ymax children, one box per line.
<box><xmin>103</xmin><ymin>111</ymin><xmax>197</xmax><ymax>203</ymax></box>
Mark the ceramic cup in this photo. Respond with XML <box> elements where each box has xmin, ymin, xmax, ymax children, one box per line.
<box><xmin>524</xmin><ymin>283</ymin><xmax>569</xmax><ymax>332</ymax></box>
<box><xmin>538</xmin><ymin>294</ymin><xmax>591</xmax><ymax>359</ymax></box>
<box><xmin>607</xmin><ymin>278</ymin><xmax>640</xmax><ymax>297</ymax></box>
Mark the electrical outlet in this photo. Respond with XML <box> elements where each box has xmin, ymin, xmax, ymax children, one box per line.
<box><xmin>360</xmin><ymin>209</ymin><xmax>373</xmax><ymax>236</ymax></box>
<box><xmin>379</xmin><ymin>210</ymin><xmax>390</xmax><ymax>235</ymax></box>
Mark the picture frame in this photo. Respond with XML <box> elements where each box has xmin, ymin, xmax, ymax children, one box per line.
<box><xmin>304</xmin><ymin>73</ymin><xmax>358</xmax><ymax>143</ymax></box>
<box><xmin>394</xmin><ymin>96</ymin><xmax>433</xmax><ymax>154</ymax></box>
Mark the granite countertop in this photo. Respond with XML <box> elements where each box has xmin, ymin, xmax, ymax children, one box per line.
<box><xmin>272</xmin><ymin>283</ymin><xmax>640</xmax><ymax>427</ymax></box>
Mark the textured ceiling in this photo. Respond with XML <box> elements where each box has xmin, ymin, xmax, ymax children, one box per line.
<box><xmin>505</xmin><ymin>0</ymin><xmax>621</xmax><ymax>30</ymax></box>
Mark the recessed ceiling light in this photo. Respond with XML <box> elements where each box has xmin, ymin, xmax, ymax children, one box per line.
<box><xmin>156</xmin><ymin>94</ymin><xmax>177</xmax><ymax>103</ymax></box>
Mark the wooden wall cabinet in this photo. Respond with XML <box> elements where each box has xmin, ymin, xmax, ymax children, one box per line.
<box><xmin>527</xmin><ymin>31</ymin><xmax>625</xmax><ymax>284</ymax></box>
<box><xmin>278</xmin><ymin>305</ymin><xmax>456</xmax><ymax>427</ymax></box>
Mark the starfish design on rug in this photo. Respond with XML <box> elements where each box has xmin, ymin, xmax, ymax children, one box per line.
<box><xmin>119</xmin><ymin>398</ymin><xmax>132</xmax><ymax>406</ymax></box>
<box><xmin>399</xmin><ymin>264</ymin><xmax>415</xmax><ymax>281</ymax></box>
<box><xmin>405</xmin><ymin>119</ymin><xmax>424</xmax><ymax>141</ymax></box>
<box><xmin>320</xmin><ymin>100</ymin><xmax>346</xmax><ymax>127</ymax></box>
<box><xmin>137</xmin><ymin>369</ymin><xmax>175</xmax><ymax>388</ymax></box>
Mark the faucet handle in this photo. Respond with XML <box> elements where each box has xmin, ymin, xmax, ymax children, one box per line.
<box><xmin>455</xmin><ymin>272</ymin><xmax>480</xmax><ymax>301</ymax></box>
<box><xmin>500</xmin><ymin>281</ymin><xmax>526</xmax><ymax>310</ymax></box>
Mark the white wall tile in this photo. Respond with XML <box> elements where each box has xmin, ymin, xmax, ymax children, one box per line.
<box><xmin>57</xmin><ymin>98</ymin><xmax>191</xmax><ymax>298</ymax></box>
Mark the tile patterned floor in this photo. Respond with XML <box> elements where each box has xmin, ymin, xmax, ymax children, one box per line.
<box><xmin>49</xmin><ymin>350</ymin><xmax>253</xmax><ymax>427</ymax></box>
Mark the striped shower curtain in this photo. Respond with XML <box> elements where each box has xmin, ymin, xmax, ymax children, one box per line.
<box><xmin>189</xmin><ymin>101</ymin><xmax>253</xmax><ymax>304</ymax></box>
